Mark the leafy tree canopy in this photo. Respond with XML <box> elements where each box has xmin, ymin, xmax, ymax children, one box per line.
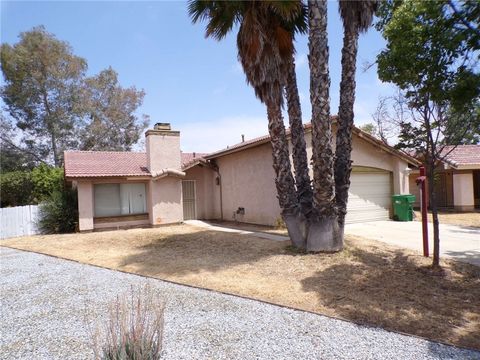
<box><xmin>1</xmin><ymin>26</ymin><xmax>149</xmax><ymax>167</ymax></box>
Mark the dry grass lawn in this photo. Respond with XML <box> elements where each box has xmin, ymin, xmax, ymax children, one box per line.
<box><xmin>414</xmin><ymin>210</ymin><xmax>480</xmax><ymax>228</ymax></box>
<box><xmin>2</xmin><ymin>225</ymin><xmax>479</xmax><ymax>350</ymax></box>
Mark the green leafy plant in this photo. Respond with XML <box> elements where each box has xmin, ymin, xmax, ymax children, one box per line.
<box><xmin>37</xmin><ymin>187</ymin><xmax>78</xmax><ymax>234</ymax></box>
<box><xmin>31</xmin><ymin>164</ymin><xmax>64</xmax><ymax>202</ymax></box>
<box><xmin>0</xmin><ymin>170</ymin><xmax>34</xmax><ymax>207</ymax></box>
<box><xmin>92</xmin><ymin>285</ymin><xmax>165</xmax><ymax>360</ymax></box>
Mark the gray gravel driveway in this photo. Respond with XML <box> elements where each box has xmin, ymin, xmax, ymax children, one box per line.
<box><xmin>1</xmin><ymin>247</ymin><xmax>479</xmax><ymax>360</ymax></box>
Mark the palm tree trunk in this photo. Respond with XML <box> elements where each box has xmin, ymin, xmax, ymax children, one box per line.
<box><xmin>335</xmin><ymin>26</ymin><xmax>359</xmax><ymax>229</ymax></box>
<box><xmin>307</xmin><ymin>0</ymin><xmax>341</xmax><ymax>252</ymax></box>
<box><xmin>266</xmin><ymin>100</ymin><xmax>306</xmax><ymax>248</ymax></box>
<box><xmin>285</xmin><ymin>54</ymin><xmax>313</xmax><ymax>217</ymax></box>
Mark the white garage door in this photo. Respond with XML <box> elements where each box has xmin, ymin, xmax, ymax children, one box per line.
<box><xmin>346</xmin><ymin>171</ymin><xmax>392</xmax><ymax>224</ymax></box>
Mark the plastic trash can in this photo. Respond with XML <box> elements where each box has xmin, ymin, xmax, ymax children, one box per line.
<box><xmin>392</xmin><ymin>194</ymin><xmax>416</xmax><ymax>221</ymax></box>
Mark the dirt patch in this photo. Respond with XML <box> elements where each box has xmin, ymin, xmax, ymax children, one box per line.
<box><xmin>414</xmin><ymin>211</ymin><xmax>480</xmax><ymax>228</ymax></box>
<box><xmin>2</xmin><ymin>224</ymin><xmax>479</xmax><ymax>350</ymax></box>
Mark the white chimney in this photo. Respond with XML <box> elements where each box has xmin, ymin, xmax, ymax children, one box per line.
<box><xmin>145</xmin><ymin>123</ymin><xmax>181</xmax><ymax>175</ymax></box>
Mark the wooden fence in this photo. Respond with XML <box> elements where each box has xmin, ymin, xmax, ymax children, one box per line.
<box><xmin>0</xmin><ymin>205</ymin><xmax>40</xmax><ymax>239</ymax></box>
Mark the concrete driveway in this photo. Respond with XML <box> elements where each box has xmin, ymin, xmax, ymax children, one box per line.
<box><xmin>345</xmin><ymin>221</ymin><xmax>480</xmax><ymax>266</ymax></box>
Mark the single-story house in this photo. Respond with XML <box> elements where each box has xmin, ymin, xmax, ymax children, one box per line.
<box><xmin>65</xmin><ymin>121</ymin><xmax>421</xmax><ymax>232</ymax></box>
<box><xmin>408</xmin><ymin>145</ymin><xmax>480</xmax><ymax>211</ymax></box>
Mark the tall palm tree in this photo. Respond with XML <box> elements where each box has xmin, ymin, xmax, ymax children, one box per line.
<box><xmin>335</xmin><ymin>0</ymin><xmax>377</xmax><ymax>232</ymax></box>
<box><xmin>189</xmin><ymin>0</ymin><xmax>311</xmax><ymax>248</ymax></box>
<box><xmin>306</xmin><ymin>0</ymin><xmax>342</xmax><ymax>251</ymax></box>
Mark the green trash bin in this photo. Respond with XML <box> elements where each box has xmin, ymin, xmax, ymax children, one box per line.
<box><xmin>392</xmin><ymin>194</ymin><xmax>416</xmax><ymax>221</ymax></box>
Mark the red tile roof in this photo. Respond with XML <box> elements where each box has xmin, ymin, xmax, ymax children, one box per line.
<box><xmin>441</xmin><ymin>145</ymin><xmax>480</xmax><ymax>166</ymax></box>
<box><xmin>64</xmin><ymin>151</ymin><xmax>205</xmax><ymax>178</ymax></box>
<box><xmin>181</xmin><ymin>152</ymin><xmax>208</xmax><ymax>168</ymax></box>
<box><xmin>64</xmin><ymin>151</ymin><xmax>150</xmax><ymax>178</ymax></box>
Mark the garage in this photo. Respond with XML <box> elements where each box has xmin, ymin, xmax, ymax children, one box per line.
<box><xmin>346</xmin><ymin>169</ymin><xmax>392</xmax><ymax>224</ymax></box>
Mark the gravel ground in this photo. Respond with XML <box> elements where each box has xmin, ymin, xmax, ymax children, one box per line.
<box><xmin>1</xmin><ymin>247</ymin><xmax>479</xmax><ymax>360</ymax></box>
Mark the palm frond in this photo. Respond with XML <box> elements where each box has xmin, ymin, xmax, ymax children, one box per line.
<box><xmin>339</xmin><ymin>0</ymin><xmax>378</xmax><ymax>33</ymax></box>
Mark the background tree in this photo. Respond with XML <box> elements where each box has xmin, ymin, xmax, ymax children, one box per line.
<box><xmin>1</xmin><ymin>26</ymin><xmax>150</xmax><ymax>167</ymax></box>
<box><xmin>376</xmin><ymin>0</ymin><xmax>480</xmax><ymax>267</ymax></box>
<box><xmin>0</xmin><ymin>114</ymin><xmax>46</xmax><ymax>173</ymax></box>
<box><xmin>80</xmin><ymin>67</ymin><xmax>149</xmax><ymax>151</ymax></box>
<box><xmin>1</xmin><ymin>26</ymin><xmax>87</xmax><ymax>166</ymax></box>
<box><xmin>358</xmin><ymin>122</ymin><xmax>378</xmax><ymax>136</ymax></box>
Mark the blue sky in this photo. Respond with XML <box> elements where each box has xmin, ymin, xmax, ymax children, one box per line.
<box><xmin>1</xmin><ymin>1</ymin><xmax>396</xmax><ymax>153</ymax></box>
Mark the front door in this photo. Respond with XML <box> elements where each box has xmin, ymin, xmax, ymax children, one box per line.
<box><xmin>182</xmin><ymin>180</ymin><xmax>196</xmax><ymax>220</ymax></box>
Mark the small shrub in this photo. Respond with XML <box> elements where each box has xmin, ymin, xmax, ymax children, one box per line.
<box><xmin>274</xmin><ymin>216</ymin><xmax>286</xmax><ymax>230</ymax></box>
<box><xmin>92</xmin><ymin>285</ymin><xmax>165</xmax><ymax>360</ymax></box>
<box><xmin>37</xmin><ymin>187</ymin><xmax>78</xmax><ymax>234</ymax></box>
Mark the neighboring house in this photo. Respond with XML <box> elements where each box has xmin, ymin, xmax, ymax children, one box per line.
<box><xmin>408</xmin><ymin>145</ymin><xmax>480</xmax><ymax>211</ymax></box>
<box><xmin>65</xmin><ymin>121</ymin><xmax>420</xmax><ymax>232</ymax></box>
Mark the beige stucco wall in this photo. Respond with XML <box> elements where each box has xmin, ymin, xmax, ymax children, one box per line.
<box><xmin>75</xmin><ymin>176</ymin><xmax>183</xmax><ymax>231</ymax></box>
<box><xmin>148</xmin><ymin>177</ymin><xmax>183</xmax><ymax>225</ymax></box>
<box><xmin>183</xmin><ymin>165</ymin><xmax>219</xmax><ymax>219</ymax></box>
<box><xmin>77</xmin><ymin>181</ymin><xmax>94</xmax><ymax>231</ymax></box>
<box><xmin>453</xmin><ymin>172</ymin><xmax>475</xmax><ymax>211</ymax></box>
<box><xmin>205</xmin><ymin>130</ymin><xmax>411</xmax><ymax>226</ymax></box>
<box><xmin>146</xmin><ymin>130</ymin><xmax>181</xmax><ymax>174</ymax></box>
<box><xmin>216</xmin><ymin>142</ymin><xmax>281</xmax><ymax>225</ymax></box>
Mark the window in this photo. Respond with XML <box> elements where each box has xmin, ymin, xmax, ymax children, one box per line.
<box><xmin>94</xmin><ymin>183</ymin><xmax>146</xmax><ymax>217</ymax></box>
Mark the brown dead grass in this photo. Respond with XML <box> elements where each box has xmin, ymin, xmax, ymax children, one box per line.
<box><xmin>414</xmin><ymin>211</ymin><xmax>480</xmax><ymax>228</ymax></box>
<box><xmin>2</xmin><ymin>225</ymin><xmax>479</xmax><ymax>350</ymax></box>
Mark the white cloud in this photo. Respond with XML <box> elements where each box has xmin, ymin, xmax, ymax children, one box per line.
<box><xmin>178</xmin><ymin>115</ymin><xmax>269</xmax><ymax>153</ymax></box>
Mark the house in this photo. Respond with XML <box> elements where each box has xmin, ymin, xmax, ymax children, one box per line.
<box><xmin>65</xmin><ymin>121</ymin><xmax>421</xmax><ymax>232</ymax></box>
<box><xmin>408</xmin><ymin>145</ymin><xmax>480</xmax><ymax>211</ymax></box>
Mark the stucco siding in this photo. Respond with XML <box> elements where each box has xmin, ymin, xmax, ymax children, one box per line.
<box><xmin>77</xmin><ymin>181</ymin><xmax>94</xmax><ymax>231</ymax></box>
<box><xmin>453</xmin><ymin>172</ymin><xmax>475</xmax><ymax>211</ymax></box>
<box><xmin>183</xmin><ymin>165</ymin><xmax>219</xmax><ymax>219</ymax></box>
<box><xmin>149</xmin><ymin>177</ymin><xmax>183</xmax><ymax>225</ymax></box>
<box><xmin>216</xmin><ymin>143</ymin><xmax>280</xmax><ymax>226</ymax></box>
<box><xmin>203</xmin><ymin>130</ymin><xmax>410</xmax><ymax>226</ymax></box>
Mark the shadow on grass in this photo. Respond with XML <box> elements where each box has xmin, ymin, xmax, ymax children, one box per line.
<box><xmin>118</xmin><ymin>229</ymin><xmax>286</xmax><ymax>276</ymax></box>
<box><xmin>300</xmin><ymin>245</ymin><xmax>480</xmax><ymax>351</ymax></box>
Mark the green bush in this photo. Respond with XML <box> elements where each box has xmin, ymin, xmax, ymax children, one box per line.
<box><xmin>0</xmin><ymin>165</ymin><xmax>64</xmax><ymax>207</ymax></box>
<box><xmin>0</xmin><ymin>170</ymin><xmax>34</xmax><ymax>207</ymax></box>
<box><xmin>37</xmin><ymin>187</ymin><xmax>78</xmax><ymax>234</ymax></box>
<box><xmin>31</xmin><ymin>164</ymin><xmax>64</xmax><ymax>202</ymax></box>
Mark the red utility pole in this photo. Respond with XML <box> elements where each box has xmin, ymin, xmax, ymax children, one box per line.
<box><xmin>416</xmin><ymin>166</ymin><xmax>429</xmax><ymax>257</ymax></box>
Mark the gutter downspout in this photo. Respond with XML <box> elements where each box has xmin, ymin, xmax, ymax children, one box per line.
<box><xmin>210</xmin><ymin>160</ymin><xmax>223</xmax><ymax>220</ymax></box>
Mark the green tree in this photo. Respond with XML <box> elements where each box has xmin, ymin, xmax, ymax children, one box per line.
<box><xmin>1</xmin><ymin>27</ymin><xmax>150</xmax><ymax>165</ymax></box>
<box><xmin>1</xmin><ymin>26</ymin><xmax>87</xmax><ymax>166</ymax></box>
<box><xmin>0</xmin><ymin>114</ymin><xmax>46</xmax><ymax>173</ymax></box>
<box><xmin>377</xmin><ymin>0</ymin><xmax>480</xmax><ymax>267</ymax></box>
<box><xmin>358</xmin><ymin>123</ymin><xmax>378</xmax><ymax>136</ymax></box>
<box><xmin>80</xmin><ymin>67</ymin><xmax>149</xmax><ymax>151</ymax></box>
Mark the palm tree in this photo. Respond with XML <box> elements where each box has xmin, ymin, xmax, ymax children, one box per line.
<box><xmin>335</xmin><ymin>0</ymin><xmax>377</xmax><ymax>232</ymax></box>
<box><xmin>306</xmin><ymin>0</ymin><xmax>342</xmax><ymax>251</ymax></box>
<box><xmin>189</xmin><ymin>0</ymin><xmax>311</xmax><ymax>248</ymax></box>
<box><xmin>189</xmin><ymin>0</ymin><xmax>376</xmax><ymax>252</ymax></box>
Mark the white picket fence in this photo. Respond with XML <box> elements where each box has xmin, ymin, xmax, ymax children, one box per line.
<box><xmin>0</xmin><ymin>205</ymin><xmax>40</xmax><ymax>240</ymax></box>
